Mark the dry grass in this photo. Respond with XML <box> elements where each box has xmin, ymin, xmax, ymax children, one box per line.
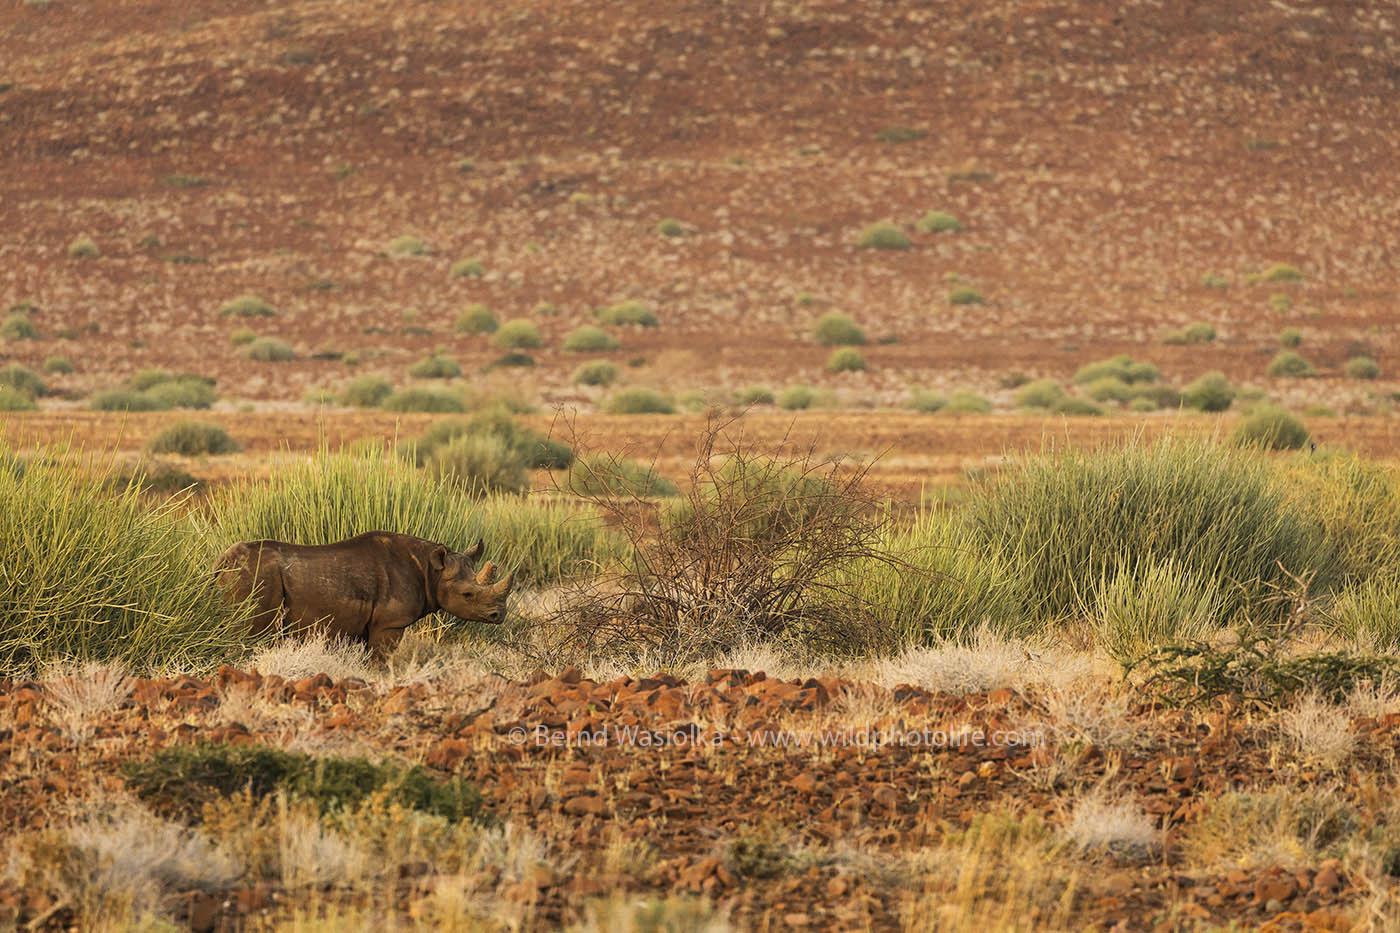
<box><xmin>1062</xmin><ymin>791</ymin><xmax>1157</xmax><ymax>859</ymax></box>
<box><xmin>1279</xmin><ymin>693</ymin><xmax>1355</xmax><ymax>770</ymax></box>
<box><xmin>41</xmin><ymin>660</ymin><xmax>133</xmax><ymax>742</ymax></box>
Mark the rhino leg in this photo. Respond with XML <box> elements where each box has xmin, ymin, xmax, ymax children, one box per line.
<box><xmin>366</xmin><ymin>622</ymin><xmax>410</xmax><ymax>663</ymax></box>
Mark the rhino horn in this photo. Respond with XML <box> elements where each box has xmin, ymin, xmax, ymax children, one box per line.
<box><xmin>464</xmin><ymin>539</ymin><xmax>485</xmax><ymax>561</ymax></box>
<box><xmin>475</xmin><ymin>561</ymin><xmax>497</xmax><ymax>585</ymax></box>
<box><xmin>491</xmin><ymin>570</ymin><xmax>514</xmax><ymax>596</ymax></box>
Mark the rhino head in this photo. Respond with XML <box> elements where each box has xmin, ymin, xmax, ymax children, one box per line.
<box><xmin>433</xmin><ymin>542</ymin><xmax>513</xmax><ymax>624</ymax></box>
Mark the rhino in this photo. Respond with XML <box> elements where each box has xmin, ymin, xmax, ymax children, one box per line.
<box><xmin>213</xmin><ymin>531</ymin><xmax>513</xmax><ymax>658</ymax></box>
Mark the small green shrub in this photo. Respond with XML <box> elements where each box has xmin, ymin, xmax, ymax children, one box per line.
<box><xmin>943</xmin><ymin>391</ymin><xmax>991</xmax><ymax>414</ymax></box>
<box><xmin>67</xmin><ymin>235</ymin><xmax>100</xmax><ymax>259</ymax></box>
<box><xmin>411</xmin><ymin>410</ymin><xmax>572</xmax><ymax>471</ymax></box>
<box><xmin>1259</xmin><ymin>263</ymin><xmax>1304</xmax><ymax>283</ymax></box>
<box><xmin>0</xmin><ymin>387</ymin><xmax>36</xmax><ymax>411</ymax></box>
<box><xmin>1083</xmin><ymin>376</ymin><xmax>1134</xmax><ymax>403</ymax></box>
<box><xmin>734</xmin><ymin>385</ymin><xmax>775</xmax><ymax>406</ymax></box>
<box><xmin>0</xmin><ymin>364</ymin><xmax>46</xmax><ymax>398</ymax></box>
<box><xmin>1094</xmin><ymin>561</ymin><xmax>1220</xmax><ymax>666</ymax></box>
<box><xmin>388</xmin><ymin>234</ymin><xmax>428</xmax><ymax>257</ymax></box>
<box><xmin>812</xmin><ymin>313</ymin><xmax>865</xmax><ymax>347</ymax></box>
<box><xmin>573</xmin><ymin>360</ymin><xmax>619</xmax><ymax>387</ymax></box>
<box><xmin>426</xmin><ymin>434</ymin><xmax>530</xmax><ymax>496</ymax></box>
<box><xmin>456</xmin><ymin>303</ymin><xmax>499</xmax><ymax>335</ymax></box>
<box><xmin>1270</xmin><ymin>293</ymin><xmax>1292</xmax><ymax>314</ymax></box>
<box><xmin>493</xmin><ymin>319</ymin><xmax>543</xmax><ymax>350</ymax></box>
<box><xmin>340</xmin><ymin>375</ymin><xmax>393</xmax><ymax>408</ymax></box>
<box><xmin>856</xmin><ymin>222</ymin><xmax>910</xmax><ymax>250</ymax></box>
<box><xmin>490</xmin><ymin>352</ymin><xmax>535</xmax><ymax>369</ymax></box>
<box><xmin>826</xmin><ymin>348</ymin><xmax>866</xmax><ymax>373</ymax></box>
<box><xmin>381</xmin><ymin>388</ymin><xmax>466</xmax><ymax>413</ymax></box>
<box><xmin>42</xmin><ymin>356</ymin><xmax>73</xmax><ymax>375</ymax></box>
<box><xmin>408</xmin><ymin>354</ymin><xmax>462</xmax><ymax>379</ymax></box>
<box><xmin>656</xmin><ymin>218</ymin><xmax>685</xmax><ymax>237</ymax></box>
<box><xmin>1015</xmin><ymin>379</ymin><xmax>1065</xmax><ymax>409</ymax></box>
<box><xmin>1181</xmin><ymin>372</ymin><xmax>1236</xmax><ymax>412</ymax></box>
<box><xmin>596</xmin><ymin>300</ymin><xmax>659</xmax><ymax>327</ymax></box>
<box><xmin>219</xmin><ymin>294</ymin><xmax>276</xmax><ymax>318</ymax></box>
<box><xmin>143</xmin><ymin>379</ymin><xmax>217</xmax><ymax>410</ymax></box>
<box><xmin>568</xmin><ymin>455</ymin><xmax>678</xmax><ymax>498</ymax></box>
<box><xmin>1201</xmin><ymin>273</ymin><xmax>1229</xmax><ymax>289</ymax></box>
<box><xmin>1267</xmin><ymin>351</ymin><xmax>1314</xmax><ymax>378</ymax></box>
<box><xmin>605</xmin><ymin>388</ymin><xmax>674</xmax><ymax>415</ymax></box>
<box><xmin>1279</xmin><ymin>328</ymin><xmax>1303</xmax><ymax>348</ymax></box>
<box><xmin>778</xmin><ymin>385</ymin><xmax>818</xmax><ymax>410</ymax></box>
<box><xmin>1</xmin><ymin>312</ymin><xmax>38</xmax><ymax>341</ymax></box>
<box><xmin>1132</xmin><ymin>384</ymin><xmax>1183</xmax><ymax>409</ymax></box>
<box><xmin>148</xmin><ymin>421</ymin><xmax>242</xmax><ymax>456</ymax></box>
<box><xmin>245</xmin><ymin>337</ymin><xmax>295</xmax><ymax>362</ymax></box>
<box><xmin>563</xmin><ymin>325</ymin><xmax>619</xmax><ymax>352</ymax></box>
<box><xmin>91</xmin><ymin>390</ymin><xmax>162</xmax><ymax>412</ymax></box>
<box><xmin>948</xmin><ymin>286</ymin><xmax>984</xmax><ymax>306</ymax></box>
<box><xmin>1345</xmin><ymin>356</ymin><xmax>1380</xmax><ymax>380</ymax></box>
<box><xmin>1233</xmin><ymin>406</ymin><xmax>1310</xmax><ymax>451</ymax></box>
<box><xmin>1073</xmin><ymin>355</ymin><xmax>1158</xmax><ymax>385</ymax></box>
<box><xmin>230</xmin><ymin>327</ymin><xmax>257</xmax><ymax>346</ymax></box>
<box><xmin>449</xmin><ymin>258</ymin><xmax>484</xmax><ymax>278</ymax></box>
<box><xmin>1052</xmin><ymin>396</ymin><xmax>1104</xmax><ymax>416</ymax></box>
<box><xmin>908</xmin><ymin>389</ymin><xmax>945</xmax><ymax>413</ymax></box>
<box><xmin>916</xmin><ymin>211</ymin><xmax>961</xmax><ymax>233</ymax></box>
<box><xmin>1164</xmin><ymin>322</ymin><xmax>1216</xmax><ymax>345</ymax></box>
<box><xmin>123</xmin><ymin>743</ymin><xmax>485</xmax><ymax>824</ymax></box>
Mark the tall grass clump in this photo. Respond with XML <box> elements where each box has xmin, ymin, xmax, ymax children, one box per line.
<box><xmin>966</xmin><ymin>440</ymin><xmax>1332</xmax><ymax>625</ymax></box>
<box><xmin>0</xmin><ymin>453</ymin><xmax>248</xmax><ymax>674</ymax></box>
<box><xmin>425</xmin><ymin>434</ymin><xmax>530</xmax><ymax>496</ymax></box>
<box><xmin>849</xmin><ymin>510</ymin><xmax>1030</xmax><ymax>645</ymax></box>
<box><xmin>408</xmin><ymin>409</ymin><xmax>573</xmax><ymax>470</ymax></box>
<box><xmin>203</xmin><ymin>445</ymin><xmax>622</xmax><ymax>586</ymax></box>
<box><xmin>1092</xmin><ymin>560</ymin><xmax>1220</xmax><ymax>666</ymax></box>
<box><xmin>1283</xmin><ymin>454</ymin><xmax>1400</xmax><ymax>584</ymax></box>
<box><xmin>1320</xmin><ymin>577</ymin><xmax>1400</xmax><ymax>651</ymax></box>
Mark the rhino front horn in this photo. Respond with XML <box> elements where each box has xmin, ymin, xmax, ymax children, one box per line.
<box><xmin>475</xmin><ymin>561</ymin><xmax>497</xmax><ymax>585</ymax></box>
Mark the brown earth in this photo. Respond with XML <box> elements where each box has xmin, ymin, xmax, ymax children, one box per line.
<box><xmin>1</xmin><ymin>665</ymin><xmax>1389</xmax><ymax>930</ymax></box>
<box><xmin>1</xmin><ymin>0</ymin><xmax>1398</xmax><ymax>413</ymax></box>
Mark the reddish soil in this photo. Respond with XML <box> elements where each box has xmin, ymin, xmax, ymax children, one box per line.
<box><xmin>1</xmin><ymin>0</ymin><xmax>1398</xmax><ymax>411</ymax></box>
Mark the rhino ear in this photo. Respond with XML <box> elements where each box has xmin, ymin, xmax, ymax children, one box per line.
<box><xmin>429</xmin><ymin>546</ymin><xmax>448</xmax><ymax>574</ymax></box>
<box><xmin>464</xmin><ymin>538</ymin><xmax>484</xmax><ymax>562</ymax></box>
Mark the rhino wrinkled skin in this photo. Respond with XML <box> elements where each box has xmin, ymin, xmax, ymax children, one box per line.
<box><xmin>213</xmin><ymin>531</ymin><xmax>512</xmax><ymax>658</ymax></box>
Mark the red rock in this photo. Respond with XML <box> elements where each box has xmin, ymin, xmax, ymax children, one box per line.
<box><xmin>381</xmin><ymin>688</ymin><xmax>413</xmax><ymax>714</ymax></box>
<box><xmin>563</xmin><ymin>794</ymin><xmax>605</xmax><ymax>816</ymax></box>
<box><xmin>558</xmin><ymin>666</ymin><xmax>583</xmax><ymax>685</ymax></box>
<box><xmin>1254</xmin><ymin>871</ymin><xmax>1298</xmax><ymax>905</ymax></box>
<box><xmin>425</xmin><ymin>738</ymin><xmax>471</xmax><ymax>770</ymax></box>
<box><xmin>790</xmin><ymin>772</ymin><xmax>818</xmax><ymax>794</ymax></box>
<box><xmin>1312</xmin><ymin>862</ymin><xmax>1342</xmax><ymax>895</ymax></box>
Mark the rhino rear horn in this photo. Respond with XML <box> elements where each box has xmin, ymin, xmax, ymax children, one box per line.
<box><xmin>464</xmin><ymin>539</ymin><xmax>484</xmax><ymax>562</ymax></box>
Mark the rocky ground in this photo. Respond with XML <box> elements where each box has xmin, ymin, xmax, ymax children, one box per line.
<box><xmin>2</xmin><ymin>640</ymin><xmax>1396</xmax><ymax>930</ymax></box>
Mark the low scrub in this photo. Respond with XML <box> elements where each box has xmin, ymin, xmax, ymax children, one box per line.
<box><xmin>966</xmin><ymin>440</ymin><xmax>1332</xmax><ymax>624</ymax></box>
<box><xmin>1</xmin><ymin>312</ymin><xmax>39</xmax><ymax>340</ymax></box>
<box><xmin>1345</xmin><ymin>356</ymin><xmax>1380</xmax><ymax>380</ymax></box>
<box><xmin>948</xmin><ymin>286</ymin><xmax>984</xmax><ymax>306</ymax></box>
<box><xmin>0</xmin><ymin>363</ymin><xmax>47</xmax><ymax>398</ymax></box>
<box><xmin>778</xmin><ymin>385</ymin><xmax>818</xmax><ymax>410</ymax></box>
<box><xmin>1073</xmin><ymin>355</ymin><xmax>1158</xmax><ymax>385</ymax></box>
<box><xmin>812</xmin><ymin>313</ymin><xmax>865</xmax><ymax>347</ymax></box>
<box><xmin>855</xmin><ymin>222</ymin><xmax>910</xmax><ymax>250</ymax></box>
<box><xmin>566</xmin><ymin>454</ymin><xmax>678</xmax><ymax>499</ymax></box>
<box><xmin>425</xmin><ymin>434</ymin><xmax>531</xmax><ymax>495</ymax></box>
<box><xmin>734</xmin><ymin>385</ymin><xmax>775</xmax><ymax>406</ymax></box>
<box><xmin>492</xmin><ymin>319</ymin><xmax>542</xmax><ymax>350</ymax></box>
<box><xmin>596</xmin><ymin>300</ymin><xmax>658</xmax><ymax>327</ymax></box>
<box><xmin>91</xmin><ymin>373</ymin><xmax>217</xmax><ymax>412</ymax></box>
<box><xmin>455</xmin><ymin>303</ymin><xmax>498</xmax><ymax>335</ymax></box>
<box><xmin>573</xmin><ymin>360</ymin><xmax>619</xmax><ymax>387</ymax></box>
<box><xmin>410</xmin><ymin>410</ymin><xmax>573</xmax><ymax>471</ymax></box>
<box><xmin>408</xmin><ymin>354</ymin><xmax>462</xmax><ymax>379</ymax></box>
<box><xmin>0</xmin><ymin>453</ymin><xmax>247</xmax><ymax>674</ymax></box>
<box><xmin>123</xmin><ymin>743</ymin><xmax>485</xmax><ymax>824</ymax></box>
<box><xmin>943</xmin><ymin>391</ymin><xmax>991</xmax><ymax>414</ymax></box>
<box><xmin>605</xmin><ymin>388</ymin><xmax>674</xmax><ymax>415</ymax></box>
<box><xmin>1181</xmin><ymin>372</ymin><xmax>1236</xmax><ymax>412</ymax></box>
<box><xmin>825</xmin><ymin>348</ymin><xmax>866</xmax><ymax>373</ymax></box>
<box><xmin>1233</xmin><ymin>406</ymin><xmax>1310</xmax><ymax>450</ymax></box>
<box><xmin>1267</xmin><ymin>351</ymin><xmax>1314</xmax><ymax>378</ymax></box>
<box><xmin>916</xmin><ymin>210</ymin><xmax>961</xmax><ymax>233</ymax></box>
<box><xmin>245</xmin><ymin>337</ymin><xmax>295</xmax><ymax>363</ymax></box>
<box><xmin>562</xmin><ymin>325</ymin><xmax>619</xmax><ymax>352</ymax></box>
<box><xmin>381</xmin><ymin>388</ymin><xmax>466</xmax><ymax>413</ymax></box>
<box><xmin>340</xmin><ymin>375</ymin><xmax>393</xmax><ymax>408</ymax></box>
<box><xmin>147</xmin><ymin>421</ymin><xmax>241</xmax><ymax>457</ymax></box>
<box><xmin>908</xmin><ymin>389</ymin><xmax>945</xmax><ymax>413</ymax></box>
<box><xmin>1015</xmin><ymin>379</ymin><xmax>1064</xmax><ymax>409</ymax></box>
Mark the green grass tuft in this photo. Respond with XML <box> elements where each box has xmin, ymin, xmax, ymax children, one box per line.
<box><xmin>408</xmin><ymin>355</ymin><xmax>462</xmax><ymax>379</ymax></box>
<box><xmin>812</xmin><ymin>313</ymin><xmax>865</xmax><ymax>347</ymax></box>
<box><xmin>573</xmin><ymin>360</ymin><xmax>619</xmax><ymax>387</ymax></box>
<box><xmin>245</xmin><ymin>337</ymin><xmax>295</xmax><ymax>363</ymax></box>
<box><xmin>856</xmin><ymin>222</ymin><xmax>910</xmax><ymax>250</ymax></box>
<box><xmin>456</xmin><ymin>303</ymin><xmax>499</xmax><ymax>335</ymax></box>
<box><xmin>596</xmin><ymin>300</ymin><xmax>659</xmax><ymax>327</ymax></box>
<box><xmin>1267</xmin><ymin>351</ymin><xmax>1314</xmax><ymax>378</ymax></box>
<box><xmin>916</xmin><ymin>211</ymin><xmax>961</xmax><ymax>233</ymax></box>
<box><xmin>825</xmin><ymin>348</ymin><xmax>866</xmax><ymax>373</ymax></box>
<box><xmin>492</xmin><ymin>319</ymin><xmax>543</xmax><ymax>350</ymax></box>
<box><xmin>604</xmin><ymin>388</ymin><xmax>674</xmax><ymax>414</ymax></box>
<box><xmin>563</xmin><ymin>325</ymin><xmax>619</xmax><ymax>352</ymax></box>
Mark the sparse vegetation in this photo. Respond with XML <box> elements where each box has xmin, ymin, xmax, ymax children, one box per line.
<box><xmin>387</xmin><ymin>234</ymin><xmax>428</xmax><ymax>257</ymax></box>
<box><xmin>734</xmin><ymin>385</ymin><xmax>775</xmax><ymax>406</ymax></box>
<box><xmin>567</xmin><ymin>454</ymin><xmax>678</xmax><ymax>499</ymax></box>
<box><xmin>449</xmin><ymin>258</ymin><xmax>484</xmax><ymax>278</ymax></box>
<box><xmin>855</xmin><ymin>222</ymin><xmax>910</xmax><ymax>250</ymax></box>
<box><xmin>0</xmin><ymin>363</ymin><xmax>47</xmax><ymax>399</ymax></box>
<box><xmin>67</xmin><ymin>235</ymin><xmax>100</xmax><ymax>259</ymax></box>
<box><xmin>147</xmin><ymin>421</ymin><xmax>242</xmax><ymax>457</ymax></box>
<box><xmin>825</xmin><ymin>348</ymin><xmax>866</xmax><ymax>373</ymax></box>
<box><xmin>219</xmin><ymin>294</ymin><xmax>277</xmax><ymax>318</ymax></box>
<box><xmin>812</xmin><ymin>312</ymin><xmax>865</xmax><ymax>346</ymax></box>
<box><xmin>596</xmin><ymin>300</ymin><xmax>659</xmax><ymax>327</ymax></box>
<box><xmin>493</xmin><ymin>319</ymin><xmax>543</xmax><ymax>350</ymax></box>
<box><xmin>604</xmin><ymin>388</ymin><xmax>674</xmax><ymax>415</ymax></box>
<box><xmin>563</xmin><ymin>325</ymin><xmax>619</xmax><ymax>352</ymax></box>
<box><xmin>1015</xmin><ymin>379</ymin><xmax>1065</xmax><ymax>409</ymax></box>
<box><xmin>573</xmin><ymin>360</ymin><xmax>619</xmax><ymax>387</ymax></box>
<box><xmin>1279</xmin><ymin>328</ymin><xmax>1303</xmax><ymax>348</ymax></box>
<box><xmin>1267</xmin><ymin>351</ymin><xmax>1314</xmax><ymax>378</ymax></box>
<box><xmin>0</xmin><ymin>386</ymin><xmax>37</xmax><ymax>411</ymax></box>
<box><xmin>916</xmin><ymin>210</ymin><xmax>961</xmax><ymax>233</ymax></box>
<box><xmin>91</xmin><ymin>373</ymin><xmax>216</xmax><ymax>412</ymax></box>
<box><xmin>1345</xmin><ymin>355</ymin><xmax>1380</xmax><ymax>380</ymax></box>
<box><xmin>1258</xmin><ymin>262</ymin><xmax>1304</xmax><ymax>283</ymax></box>
<box><xmin>1073</xmin><ymin>355</ymin><xmax>1158</xmax><ymax>385</ymax></box>
<box><xmin>43</xmin><ymin>356</ymin><xmax>73</xmax><ymax>374</ymax></box>
<box><xmin>245</xmin><ymin>337</ymin><xmax>296</xmax><ymax>363</ymax></box>
<box><xmin>656</xmin><ymin>218</ymin><xmax>685</xmax><ymax>237</ymax></box>
<box><xmin>948</xmin><ymin>286</ymin><xmax>984</xmax><ymax>306</ymax></box>
<box><xmin>456</xmin><ymin>303</ymin><xmax>499</xmax><ymax>334</ymax></box>
<box><xmin>1163</xmin><ymin>322</ymin><xmax>1216</xmax><ymax>345</ymax></box>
